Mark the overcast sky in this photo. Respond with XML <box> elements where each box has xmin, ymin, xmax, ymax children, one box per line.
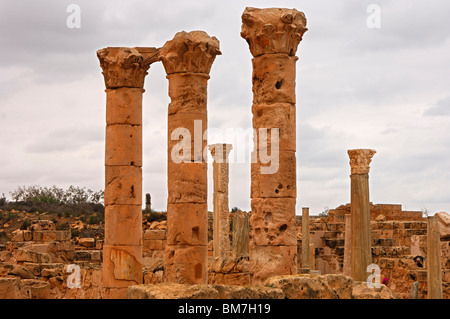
<box><xmin>1</xmin><ymin>0</ymin><xmax>450</xmax><ymax>216</ymax></box>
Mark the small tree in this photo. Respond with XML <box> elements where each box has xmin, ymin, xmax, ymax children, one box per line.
<box><xmin>318</xmin><ymin>206</ymin><xmax>329</xmax><ymax>217</ymax></box>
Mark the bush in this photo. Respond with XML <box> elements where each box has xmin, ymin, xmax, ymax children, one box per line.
<box><xmin>0</xmin><ymin>193</ymin><xmax>7</xmax><ymax>206</ymax></box>
<box><xmin>87</xmin><ymin>214</ymin><xmax>103</xmax><ymax>225</ymax></box>
<box><xmin>20</xmin><ymin>219</ymin><xmax>32</xmax><ymax>230</ymax></box>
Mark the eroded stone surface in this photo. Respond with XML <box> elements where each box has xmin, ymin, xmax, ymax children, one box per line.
<box><xmin>241</xmin><ymin>7</ymin><xmax>308</xmax><ymax>57</ymax></box>
<box><xmin>348</xmin><ymin>149</ymin><xmax>376</xmax><ymax>175</ymax></box>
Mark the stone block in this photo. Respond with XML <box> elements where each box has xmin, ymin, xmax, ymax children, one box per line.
<box><xmin>167</xmin><ymin>162</ymin><xmax>207</xmax><ymax>204</ymax></box>
<box><xmin>167</xmin><ymin>73</ymin><xmax>208</xmax><ymax>115</ymax></box>
<box><xmin>252</xmin><ymin>103</ymin><xmax>295</xmax><ymax>152</ymax></box>
<box><xmin>251</xmin><ymin>150</ymin><xmax>296</xmax><ymax>198</ymax></box>
<box><xmin>166</xmin><ymin>203</ymin><xmax>208</xmax><ymax>246</ymax></box>
<box><xmin>105</xmin><ymin>205</ymin><xmax>142</xmax><ymax>246</ymax></box>
<box><xmin>105</xmin><ymin>124</ymin><xmax>142</xmax><ymax>166</ymax></box>
<box><xmin>104</xmin><ymin>165</ymin><xmax>142</xmax><ymax>205</ymax></box>
<box><xmin>252</xmin><ymin>54</ymin><xmax>297</xmax><ymax>104</ymax></box>
<box><xmin>102</xmin><ymin>245</ymin><xmax>143</xmax><ymax>288</ymax></box>
<box><xmin>249</xmin><ymin>244</ymin><xmax>297</xmax><ymax>285</ymax></box>
<box><xmin>168</xmin><ymin>112</ymin><xmax>207</xmax><ymax>163</ymax></box>
<box><xmin>165</xmin><ymin>244</ymin><xmax>208</xmax><ymax>284</ymax></box>
<box><xmin>106</xmin><ymin>87</ymin><xmax>143</xmax><ymax>125</ymax></box>
<box><xmin>144</xmin><ymin>230</ymin><xmax>166</xmax><ymax>240</ymax></box>
<box><xmin>250</xmin><ymin>197</ymin><xmax>296</xmax><ymax>246</ymax></box>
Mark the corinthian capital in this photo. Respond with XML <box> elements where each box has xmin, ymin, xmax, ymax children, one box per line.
<box><xmin>240</xmin><ymin>7</ymin><xmax>308</xmax><ymax>57</ymax></box>
<box><xmin>97</xmin><ymin>47</ymin><xmax>160</xmax><ymax>89</ymax></box>
<box><xmin>348</xmin><ymin>149</ymin><xmax>376</xmax><ymax>175</ymax></box>
<box><xmin>159</xmin><ymin>31</ymin><xmax>221</xmax><ymax>75</ymax></box>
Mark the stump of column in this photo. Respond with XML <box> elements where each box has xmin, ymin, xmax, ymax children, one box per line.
<box><xmin>348</xmin><ymin>149</ymin><xmax>376</xmax><ymax>282</ymax></box>
<box><xmin>241</xmin><ymin>7</ymin><xmax>308</xmax><ymax>285</ymax></box>
<box><xmin>232</xmin><ymin>211</ymin><xmax>250</xmax><ymax>258</ymax></box>
<box><xmin>301</xmin><ymin>207</ymin><xmax>310</xmax><ymax>269</ymax></box>
<box><xmin>427</xmin><ymin>215</ymin><xmax>443</xmax><ymax>299</ymax></box>
<box><xmin>209</xmin><ymin>143</ymin><xmax>233</xmax><ymax>259</ymax></box>
<box><xmin>159</xmin><ymin>31</ymin><xmax>221</xmax><ymax>284</ymax></box>
<box><xmin>97</xmin><ymin>46</ymin><xmax>159</xmax><ymax>298</ymax></box>
<box><xmin>343</xmin><ymin>213</ymin><xmax>352</xmax><ymax>276</ymax></box>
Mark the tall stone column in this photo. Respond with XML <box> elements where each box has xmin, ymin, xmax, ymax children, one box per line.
<box><xmin>159</xmin><ymin>31</ymin><xmax>221</xmax><ymax>284</ymax></box>
<box><xmin>209</xmin><ymin>143</ymin><xmax>233</xmax><ymax>259</ymax></box>
<box><xmin>348</xmin><ymin>149</ymin><xmax>376</xmax><ymax>282</ymax></box>
<box><xmin>427</xmin><ymin>215</ymin><xmax>443</xmax><ymax>299</ymax></box>
<box><xmin>241</xmin><ymin>7</ymin><xmax>308</xmax><ymax>284</ymax></box>
<box><xmin>343</xmin><ymin>214</ymin><xmax>352</xmax><ymax>276</ymax></box>
<box><xmin>97</xmin><ymin>47</ymin><xmax>159</xmax><ymax>298</ymax></box>
<box><xmin>301</xmin><ymin>207</ymin><xmax>310</xmax><ymax>269</ymax></box>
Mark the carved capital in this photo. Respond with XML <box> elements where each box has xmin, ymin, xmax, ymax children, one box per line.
<box><xmin>159</xmin><ymin>31</ymin><xmax>221</xmax><ymax>75</ymax></box>
<box><xmin>97</xmin><ymin>47</ymin><xmax>160</xmax><ymax>89</ymax></box>
<box><xmin>348</xmin><ymin>149</ymin><xmax>376</xmax><ymax>175</ymax></box>
<box><xmin>241</xmin><ymin>7</ymin><xmax>308</xmax><ymax>57</ymax></box>
<box><xmin>209</xmin><ymin>143</ymin><xmax>233</xmax><ymax>163</ymax></box>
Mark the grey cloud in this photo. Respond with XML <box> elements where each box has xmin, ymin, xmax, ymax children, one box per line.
<box><xmin>423</xmin><ymin>96</ymin><xmax>450</xmax><ymax>116</ymax></box>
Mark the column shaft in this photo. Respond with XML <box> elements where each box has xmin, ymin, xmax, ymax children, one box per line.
<box><xmin>209</xmin><ymin>144</ymin><xmax>233</xmax><ymax>259</ymax></box>
<box><xmin>160</xmin><ymin>31</ymin><xmax>221</xmax><ymax>284</ymax></box>
<box><xmin>97</xmin><ymin>46</ymin><xmax>159</xmax><ymax>298</ymax></box>
<box><xmin>241</xmin><ymin>6</ymin><xmax>308</xmax><ymax>285</ymax></box>
<box><xmin>350</xmin><ymin>174</ymin><xmax>371</xmax><ymax>281</ymax></box>
<box><xmin>301</xmin><ymin>207</ymin><xmax>310</xmax><ymax>268</ymax></box>
<box><xmin>347</xmin><ymin>148</ymin><xmax>376</xmax><ymax>282</ymax></box>
<box><xmin>427</xmin><ymin>215</ymin><xmax>443</xmax><ymax>299</ymax></box>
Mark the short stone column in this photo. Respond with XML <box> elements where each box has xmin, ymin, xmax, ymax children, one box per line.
<box><xmin>343</xmin><ymin>214</ymin><xmax>352</xmax><ymax>276</ymax></box>
<box><xmin>209</xmin><ymin>143</ymin><xmax>233</xmax><ymax>259</ymax></box>
<box><xmin>159</xmin><ymin>31</ymin><xmax>221</xmax><ymax>284</ymax></box>
<box><xmin>309</xmin><ymin>243</ymin><xmax>315</xmax><ymax>271</ymax></box>
<box><xmin>232</xmin><ymin>211</ymin><xmax>250</xmax><ymax>258</ymax></box>
<box><xmin>427</xmin><ymin>215</ymin><xmax>443</xmax><ymax>299</ymax></box>
<box><xmin>301</xmin><ymin>207</ymin><xmax>310</xmax><ymax>269</ymax></box>
<box><xmin>348</xmin><ymin>149</ymin><xmax>376</xmax><ymax>282</ymax></box>
<box><xmin>241</xmin><ymin>6</ymin><xmax>308</xmax><ymax>285</ymax></box>
<box><xmin>145</xmin><ymin>193</ymin><xmax>151</xmax><ymax>211</ymax></box>
<box><xmin>97</xmin><ymin>46</ymin><xmax>159</xmax><ymax>298</ymax></box>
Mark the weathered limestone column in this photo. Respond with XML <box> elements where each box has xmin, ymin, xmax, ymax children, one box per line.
<box><xmin>232</xmin><ymin>211</ymin><xmax>250</xmax><ymax>257</ymax></box>
<box><xmin>159</xmin><ymin>31</ymin><xmax>221</xmax><ymax>284</ymax></box>
<box><xmin>348</xmin><ymin>149</ymin><xmax>376</xmax><ymax>282</ymax></box>
<box><xmin>343</xmin><ymin>214</ymin><xmax>352</xmax><ymax>276</ymax></box>
<box><xmin>241</xmin><ymin>7</ymin><xmax>308</xmax><ymax>285</ymax></box>
<box><xmin>301</xmin><ymin>207</ymin><xmax>310</xmax><ymax>269</ymax></box>
<box><xmin>427</xmin><ymin>215</ymin><xmax>443</xmax><ymax>299</ymax></box>
<box><xmin>209</xmin><ymin>143</ymin><xmax>233</xmax><ymax>259</ymax></box>
<box><xmin>97</xmin><ymin>47</ymin><xmax>159</xmax><ymax>298</ymax></box>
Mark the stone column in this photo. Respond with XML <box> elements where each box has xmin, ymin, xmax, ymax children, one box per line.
<box><xmin>232</xmin><ymin>211</ymin><xmax>250</xmax><ymax>258</ymax></box>
<box><xmin>301</xmin><ymin>207</ymin><xmax>310</xmax><ymax>269</ymax></box>
<box><xmin>145</xmin><ymin>193</ymin><xmax>151</xmax><ymax>211</ymax></box>
<box><xmin>427</xmin><ymin>215</ymin><xmax>443</xmax><ymax>299</ymax></box>
<box><xmin>159</xmin><ymin>31</ymin><xmax>221</xmax><ymax>284</ymax></box>
<box><xmin>343</xmin><ymin>214</ymin><xmax>352</xmax><ymax>276</ymax></box>
<box><xmin>209</xmin><ymin>143</ymin><xmax>233</xmax><ymax>259</ymax></box>
<box><xmin>348</xmin><ymin>149</ymin><xmax>376</xmax><ymax>282</ymax></box>
<box><xmin>97</xmin><ymin>47</ymin><xmax>159</xmax><ymax>298</ymax></box>
<box><xmin>241</xmin><ymin>7</ymin><xmax>308</xmax><ymax>285</ymax></box>
<box><xmin>309</xmin><ymin>243</ymin><xmax>315</xmax><ymax>271</ymax></box>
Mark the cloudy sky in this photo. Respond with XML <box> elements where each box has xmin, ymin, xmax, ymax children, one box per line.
<box><xmin>1</xmin><ymin>0</ymin><xmax>450</xmax><ymax>216</ymax></box>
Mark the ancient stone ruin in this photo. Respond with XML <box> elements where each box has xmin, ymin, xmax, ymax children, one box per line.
<box><xmin>0</xmin><ymin>7</ymin><xmax>449</xmax><ymax>300</ymax></box>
